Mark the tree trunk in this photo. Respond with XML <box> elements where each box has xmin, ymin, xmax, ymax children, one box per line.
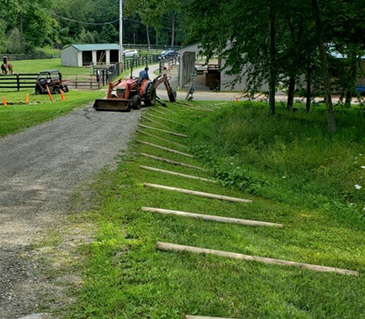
<box><xmin>306</xmin><ymin>62</ymin><xmax>312</xmax><ymax>113</ymax></box>
<box><xmin>311</xmin><ymin>0</ymin><xmax>336</xmax><ymax>133</ymax></box>
<box><xmin>171</xmin><ymin>15</ymin><xmax>175</xmax><ymax>49</ymax></box>
<box><xmin>345</xmin><ymin>57</ymin><xmax>358</xmax><ymax>108</ymax></box>
<box><xmin>156</xmin><ymin>32</ymin><xmax>159</xmax><ymax>46</ymax></box>
<box><xmin>287</xmin><ymin>76</ymin><xmax>295</xmax><ymax>110</ymax></box>
<box><xmin>146</xmin><ymin>26</ymin><xmax>151</xmax><ymax>47</ymax></box>
<box><xmin>268</xmin><ymin>8</ymin><xmax>276</xmax><ymax>115</ymax></box>
<box><xmin>20</xmin><ymin>10</ymin><xmax>24</xmax><ymax>52</ymax></box>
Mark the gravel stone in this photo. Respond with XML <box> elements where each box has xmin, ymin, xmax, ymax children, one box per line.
<box><xmin>0</xmin><ymin>103</ymin><xmax>141</xmax><ymax>319</ymax></box>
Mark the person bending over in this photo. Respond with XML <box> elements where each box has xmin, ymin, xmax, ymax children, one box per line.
<box><xmin>139</xmin><ymin>67</ymin><xmax>149</xmax><ymax>81</ymax></box>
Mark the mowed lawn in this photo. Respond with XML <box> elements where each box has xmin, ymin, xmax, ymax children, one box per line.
<box><xmin>0</xmin><ymin>57</ymin><xmax>148</xmax><ymax>137</ymax></box>
<box><xmin>0</xmin><ymin>90</ymin><xmax>105</xmax><ymax>137</ymax></box>
<box><xmin>63</xmin><ymin>101</ymin><xmax>365</xmax><ymax>319</ymax></box>
<box><xmin>0</xmin><ymin>58</ymin><xmax>103</xmax><ymax>137</ymax></box>
<box><xmin>10</xmin><ymin>58</ymin><xmax>91</xmax><ymax>78</ymax></box>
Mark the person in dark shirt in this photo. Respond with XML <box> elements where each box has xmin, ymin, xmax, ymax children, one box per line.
<box><xmin>139</xmin><ymin>67</ymin><xmax>149</xmax><ymax>81</ymax></box>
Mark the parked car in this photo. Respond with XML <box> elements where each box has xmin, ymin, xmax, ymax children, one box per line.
<box><xmin>123</xmin><ymin>49</ymin><xmax>139</xmax><ymax>58</ymax></box>
<box><xmin>158</xmin><ymin>49</ymin><xmax>179</xmax><ymax>60</ymax></box>
<box><xmin>35</xmin><ymin>70</ymin><xmax>69</xmax><ymax>95</ymax></box>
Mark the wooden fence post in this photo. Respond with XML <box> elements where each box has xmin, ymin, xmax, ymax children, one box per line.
<box><xmin>17</xmin><ymin>74</ymin><xmax>20</xmax><ymax>91</ymax></box>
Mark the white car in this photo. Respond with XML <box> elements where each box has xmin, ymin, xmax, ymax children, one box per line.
<box><xmin>123</xmin><ymin>49</ymin><xmax>139</xmax><ymax>58</ymax></box>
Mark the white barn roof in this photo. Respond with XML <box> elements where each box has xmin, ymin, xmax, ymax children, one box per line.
<box><xmin>63</xmin><ymin>44</ymin><xmax>120</xmax><ymax>51</ymax></box>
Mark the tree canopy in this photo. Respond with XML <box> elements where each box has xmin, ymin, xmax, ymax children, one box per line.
<box><xmin>1</xmin><ymin>0</ymin><xmax>365</xmax><ymax>131</ymax></box>
<box><xmin>0</xmin><ymin>0</ymin><xmax>186</xmax><ymax>53</ymax></box>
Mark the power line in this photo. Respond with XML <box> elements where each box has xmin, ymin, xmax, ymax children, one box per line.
<box><xmin>123</xmin><ymin>17</ymin><xmax>184</xmax><ymax>32</ymax></box>
<box><xmin>25</xmin><ymin>2</ymin><xmax>119</xmax><ymax>25</ymax></box>
<box><xmin>24</xmin><ymin>2</ymin><xmax>183</xmax><ymax>31</ymax></box>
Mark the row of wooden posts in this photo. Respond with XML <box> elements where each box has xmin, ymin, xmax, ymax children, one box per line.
<box><xmin>134</xmin><ymin>101</ymin><xmax>359</xmax><ymax>318</ymax></box>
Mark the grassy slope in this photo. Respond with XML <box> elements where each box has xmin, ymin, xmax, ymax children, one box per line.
<box><xmin>188</xmin><ymin>102</ymin><xmax>365</xmax><ymax>228</ymax></box>
<box><xmin>65</xmin><ymin>101</ymin><xmax>365</xmax><ymax>319</ymax></box>
<box><xmin>0</xmin><ymin>90</ymin><xmax>104</xmax><ymax>137</ymax></box>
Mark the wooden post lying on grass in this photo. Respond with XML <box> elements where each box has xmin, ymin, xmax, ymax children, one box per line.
<box><xmin>142</xmin><ymin>207</ymin><xmax>283</xmax><ymax>227</ymax></box>
<box><xmin>140</xmin><ymin>166</ymin><xmax>216</xmax><ymax>183</ymax></box>
<box><xmin>138</xmin><ymin>124</ymin><xmax>188</xmax><ymax>138</ymax></box>
<box><xmin>147</xmin><ymin>113</ymin><xmax>186</xmax><ymax>126</ymax></box>
<box><xmin>141</xmin><ymin>115</ymin><xmax>171</xmax><ymax>129</ymax></box>
<box><xmin>175</xmin><ymin>102</ymin><xmax>214</xmax><ymax>112</ymax></box>
<box><xmin>137</xmin><ymin>130</ymin><xmax>188</xmax><ymax>149</ymax></box>
<box><xmin>154</xmin><ymin>105</ymin><xmax>179</xmax><ymax>115</ymax></box>
<box><xmin>141</xmin><ymin>153</ymin><xmax>207</xmax><ymax>171</ymax></box>
<box><xmin>157</xmin><ymin>242</ymin><xmax>359</xmax><ymax>276</ymax></box>
<box><xmin>144</xmin><ymin>183</ymin><xmax>253</xmax><ymax>203</ymax></box>
<box><xmin>137</xmin><ymin>140</ymin><xmax>194</xmax><ymax>158</ymax></box>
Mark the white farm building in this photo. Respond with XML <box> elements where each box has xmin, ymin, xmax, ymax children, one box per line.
<box><xmin>61</xmin><ymin>44</ymin><xmax>120</xmax><ymax>67</ymax></box>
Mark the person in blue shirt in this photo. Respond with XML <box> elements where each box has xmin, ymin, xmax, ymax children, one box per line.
<box><xmin>139</xmin><ymin>67</ymin><xmax>149</xmax><ymax>81</ymax></box>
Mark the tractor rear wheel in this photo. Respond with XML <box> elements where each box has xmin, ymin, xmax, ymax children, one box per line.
<box><xmin>144</xmin><ymin>84</ymin><xmax>156</xmax><ymax>106</ymax></box>
<box><xmin>131</xmin><ymin>95</ymin><xmax>142</xmax><ymax>110</ymax></box>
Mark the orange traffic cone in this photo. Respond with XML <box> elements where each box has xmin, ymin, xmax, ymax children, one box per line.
<box><xmin>61</xmin><ymin>90</ymin><xmax>65</xmax><ymax>102</ymax></box>
<box><xmin>45</xmin><ymin>85</ymin><xmax>54</xmax><ymax>102</ymax></box>
<box><xmin>2</xmin><ymin>96</ymin><xmax>7</xmax><ymax>106</ymax></box>
<box><xmin>25</xmin><ymin>93</ymin><xmax>29</xmax><ymax>104</ymax></box>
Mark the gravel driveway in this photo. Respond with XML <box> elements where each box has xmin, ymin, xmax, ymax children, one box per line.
<box><xmin>0</xmin><ymin>103</ymin><xmax>141</xmax><ymax>319</ymax></box>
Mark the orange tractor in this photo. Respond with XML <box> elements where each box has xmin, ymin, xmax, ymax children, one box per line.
<box><xmin>93</xmin><ymin>74</ymin><xmax>176</xmax><ymax>112</ymax></box>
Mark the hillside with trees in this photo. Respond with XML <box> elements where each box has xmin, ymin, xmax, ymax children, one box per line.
<box><xmin>0</xmin><ymin>0</ymin><xmax>186</xmax><ymax>53</ymax></box>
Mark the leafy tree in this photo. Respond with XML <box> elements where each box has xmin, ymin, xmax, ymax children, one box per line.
<box><xmin>1</xmin><ymin>0</ymin><xmax>55</xmax><ymax>51</ymax></box>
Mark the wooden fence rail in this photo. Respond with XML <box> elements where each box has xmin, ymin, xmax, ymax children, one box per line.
<box><xmin>0</xmin><ymin>74</ymin><xmax>38</xmax><ymax>90</ymax></box>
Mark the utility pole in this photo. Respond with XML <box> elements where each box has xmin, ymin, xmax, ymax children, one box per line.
<box><xmin>119</xmin><ymin>0</ymin><xmax>123</xmax><ymax>68</ymax></box>
<box><xmin>171</xmin><ymin>15</ymin><xmax>175</xmax><ymax>49</ymax></box>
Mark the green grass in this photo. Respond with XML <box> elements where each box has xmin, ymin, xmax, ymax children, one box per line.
<box><xmin>39</xmin><ymin>46</ymin><xmax>61</xmax><ymax>55</ymax></box>
<box><xmin>9</xmin><ymin>58</ymin><xmax>91</xmax><ymax>78</ymax></box>
<box><xmin>188</xmin><ymin>102</ymin><xmax>365</xmax><ymax>228</ymax></box>
<box><xmin>63</xmin><ymin>101</ymin><xmax>365</xmax><ymax>319</ymax></box>
<box><xmin>0</xmin><ymin>90</ymin><xmax>104</xmax><ymax>137</ymax></box>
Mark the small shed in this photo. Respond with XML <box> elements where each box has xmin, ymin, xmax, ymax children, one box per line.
<box><xmin>177</xmin><ymin>43</ymin><xmax>201</xmax><ymax>88</ymax></box>
<box><xmin>61</xmin><ymin>44</ymin><xmax>120</xmax><ymax>67</ymax></box>
<box><xmin>177</xmin><ymin>42</ymin><xmax>270</xmax><ymax>92</ymax></box>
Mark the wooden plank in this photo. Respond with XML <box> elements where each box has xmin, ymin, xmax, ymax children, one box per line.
<box><xmin>147</xmin><ymin>113</ymin><xmax>186</xmax><ymax>126</ymax></box>
<box><xmin>141</xmin><ymin>115</ymin><xmax>171</xmax><ymax>129</ymax></box>
<box><xmin>141</xmin><ymin>153</ymin><xmax>207</xmax><ymax>171</ymax></box>
<box><xmin>136</xmin><ymin>130</ymin><xmax>188</xmax><ymax>148</ymax></box>
<box><xmin>175</xmin><ymin>102</ymin><xmax>214</xmax><ymax>112</ymax></box>
<box><xmin>157</xmin><ymin>242</ymin><xmax>359</xmax><ymax>276</ymax></box>
<box><xmin>150</xmin><ymin>107</ymin><xmax>178</xmax><ymax>116</ymax></box>
<box><xmin>138</xmin><ymin>124</ymin><xmax>188</xmax><ymax>138</ymax></box>
<box><xmin>144</xmin><ymin>183</ymin><xmax>252</xmax><ymax>203</ymax></box>
<box><xmin>152</xmin><ymin>106</ymin><xmax>179</xmax><ymax>115</ymax></box>
<box><xmin>142</xmin><ymin>207</ymin><xmax>283</xmax><ymax>227</ymax></box>
<box><xmin>137</xmin><ymin>140</ymin><xmax>194</xmax><ymax>158</ymax></box>
<box><xmin>140</xmin><ymin>166</ymin><xmax>216</xmax><ymax>183</ymax></box>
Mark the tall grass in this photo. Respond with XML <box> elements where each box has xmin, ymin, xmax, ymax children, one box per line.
<box><xmin>188</xmin><ymin>102</ymin><xmax>365</xmax><ymax>229</ymax></box>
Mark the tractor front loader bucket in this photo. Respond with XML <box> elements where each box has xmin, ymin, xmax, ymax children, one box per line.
<box><xmin>93</xmin><ymin>99</ymin><xmax>131</xmax><ymax>112</ymax></box>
